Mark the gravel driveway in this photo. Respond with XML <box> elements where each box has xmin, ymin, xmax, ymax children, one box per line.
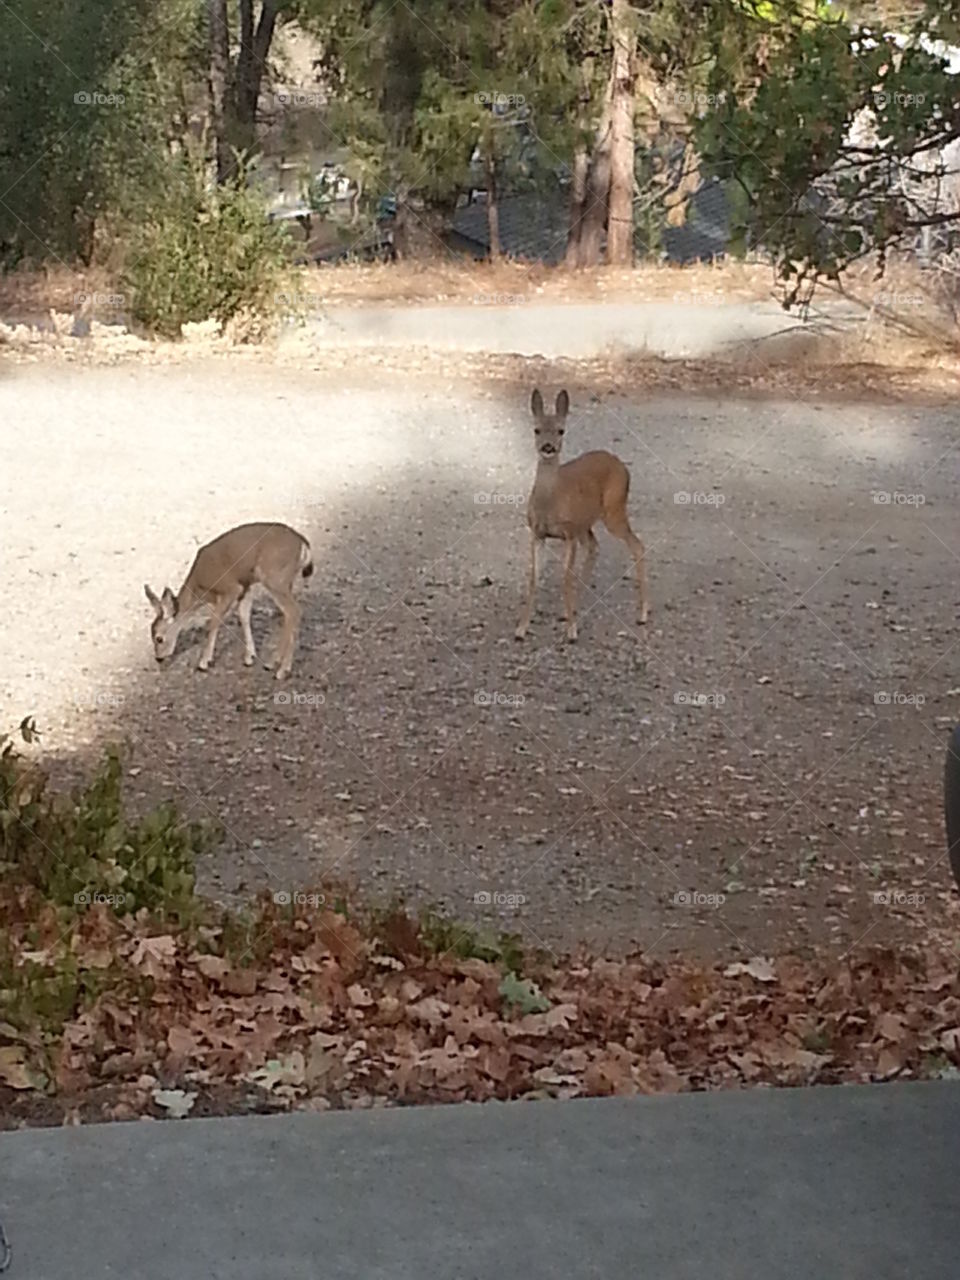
<box><xmin>1</xmin><ymin>358</ymin><xmax>956</xmax><ymax>959</ymax></box>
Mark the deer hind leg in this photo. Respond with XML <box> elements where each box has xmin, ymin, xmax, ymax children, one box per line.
<box><xmin>515</xmin><ymin>533</ymin><xmax>542</xmax><ymax>641</ymax></box>
<box><xmin>237</xmin><ymin>589</ymin><xmax>256</xmax><ymax>666</ymax></box>
<box><xmin>580</xmin><ymin>529</ymin><xmax>598</xmax><ymax>590</ymax></box>
<box><xmin>562</xmin><ymin>537</ymin><xmax>580</xmax><ymax>642</ymax></box>
<box><xmin>198</xmin><ymin>589</ymin><xmax>241</xmax><ymax>672</ymax></box>
<box><xmin>602</xmin><ymin>510</ymin><xmax>649</xmax><ymax>625</ymax></box>
<box><xmin>267</xmin><ymin>586</ymin><xmax>302</xmax><ymax>680</ymax></box>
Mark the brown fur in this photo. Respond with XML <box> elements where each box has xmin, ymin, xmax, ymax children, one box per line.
<box><xmin>516</xmin><ymin>390</ymin><xmax>648</xmax><ymax>642</ymax></box>
<box><xmin>145</xmin><ymin>522</ymin><xmax>312</xmax><ymax>679</ymax></box>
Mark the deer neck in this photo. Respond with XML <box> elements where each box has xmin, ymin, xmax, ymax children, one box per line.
<box><xmin>531</xmin><ymin>455</ymin><xmax>561</xmax><ymax>505</ymax></box>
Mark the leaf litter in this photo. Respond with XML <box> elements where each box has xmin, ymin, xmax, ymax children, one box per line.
<box><xmin>1</xmin><ymin>891</ymin><xmax>958</xmax><ymax>1128</ymax></box>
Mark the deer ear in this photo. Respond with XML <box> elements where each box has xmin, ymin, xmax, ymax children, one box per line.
<box><xmin>555</xmin><ymin>390</ymin><xmax>569</xmax><ymax>420</ymax></box>
<box><xmin>144</xmin><ymin>584</ymin><xmax>162</xmax><ymax>614</ymax></box>
<box><xmin>531</xmin><ymin>389</ymin><xmax>544</xmax><ymax>419</ymax></box>
<box><xmin>160</xmin><ymin>587</ymin><xmax>177</xmax><ymax>617</ymax></box>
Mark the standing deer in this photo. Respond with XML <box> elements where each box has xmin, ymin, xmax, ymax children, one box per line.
<box><xmin>144</xmin><ymin>522</ymin><xmax>313</xmax><ymax>680</ymax></box>
<box><xmin>515</xmin><ymin>389</ymin><xmax>648</xmax><ymax>643</ymax></box>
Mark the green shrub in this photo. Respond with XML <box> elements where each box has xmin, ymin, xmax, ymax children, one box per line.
<box><xmin>123</xmin><ymin>151</ymin><xmax>293</xmax><ymax>338</ymax></box>
<box><xmin>0</xmin><ymin>724</ymin><xmax>218</xmax><ymax>921</ymax></box>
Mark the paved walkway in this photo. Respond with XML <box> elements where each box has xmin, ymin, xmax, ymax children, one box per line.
<box><xmin>308</xmin><ymin>299</ymin><xmax>859</xmax><ymax>359</ymax></box>
<box><xmin>1</xmin><ymin>1081</ymin><xmax>958</xmax><ymax>1278</ymax></box>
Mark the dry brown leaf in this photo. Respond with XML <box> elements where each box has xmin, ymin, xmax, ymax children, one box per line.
<box><xmin>0</xmin><ymin>1044</ymin><xmax>40</xmax><ymax>1090</ymax></box>
<box><xmin>131</xmin><ymin>935</ymin><xmax>177</xmax><ymax>977</ymax></box>
<box><xmin>724</xmin><ymin>958</ymin><xmax>777</xmax><ymax>984</ymax></box>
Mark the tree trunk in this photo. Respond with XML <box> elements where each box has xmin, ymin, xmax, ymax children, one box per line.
<box><xmin>484</xmin><ymin>143</ymin><xmax>502</xmax><ymax>260</ymax></box>
<box><xmin>565</xmin><ymin>147</ymin><xmax>590</xmax><ymax>267</ymax></box>
<box><xmin>233</xmin><ymin>0</ymin><xmax>280</xmax><ymax>153</ymax></box>
<box><xmin>578</xmin><ymin>84</ymin><xmax>613</xmax><ymax>267</ymax></box>
<box><xmin>606</xmin><ymin>0</ymin><xmax>637</xmax><ymax>265</ymax></box>
<box><xmin>565</xmin><ymin>59</ymin><xmax>594</xmax><ymax>267</ymax></box>
<box><xmin>208</xmin><ymin>0</ymin><xmax>232</xmax><ymax>184</ymax></box>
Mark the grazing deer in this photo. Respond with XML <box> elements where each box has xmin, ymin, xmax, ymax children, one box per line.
<box><xmin>515</xmin><ymin>389</ymin><xmax>648</xmax><ymax>643</ymax></box>
<box><xmin>144</xmin><ymin>522</ymin><xmax>313</xmax><ymax>680</ymax></box>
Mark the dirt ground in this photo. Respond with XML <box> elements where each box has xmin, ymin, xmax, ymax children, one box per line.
<box><xmin>1</xmin><ymin>356</ymin><xmax>958</xmax><ymax>961</ymax></box>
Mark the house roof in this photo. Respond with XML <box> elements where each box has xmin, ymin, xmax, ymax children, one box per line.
<box><xmin>449</xmin><ymin>191</ymin><xmax>570</xmax><ymax>264</ymax></box>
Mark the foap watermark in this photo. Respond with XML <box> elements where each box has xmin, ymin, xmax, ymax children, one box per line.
<box><xmin>274</xmin><ymin>88</ymin><xmax>325</xmax><ymax>109</ymax></box>
<box><xmin>672</xmin><ymin>288</ymin><xmax>725</xmax><ymax>304</ymax></box>
<box><xmin>872</xmin><ymin>889</ymin><xmax>925</xmax><ymax>908</ymax></box>
<box><xmin>474</xmin><ymin>491</ymin><xmax>525</xmax><ymax>506</ymax></box>
<box><xmin>71</xmin><ymin>688</ymin><xmax>125</xmax><ymax>710</ymax></box>
<box><xmin>74</xmin><ymin>90</ymin><xmax>125</xmax><ymax>107</ymax></box>
<box><xmin>74</xmin><ymin>890</ymin><xmax>127</xmax><ymax>908</ymax></box>
<box><xmin>275</xmin><ymin>291</ymin><xmax>324</xmax><ymax>315</ymax></box>
<box><xmin>873</xmin><ymin>291</ymin><xmax>925</xmax><ymax>310</ymax></box>
<box><xmin>874</xmin><ymin>691</ymin><xmax>925</xmax><ymax>707</ymax></box>
<box><xmin>273</xmin><ymin>890</ymin><xmax>326</xmax><ymax>907</ymax></box>
<box><xmin>474</xmin><ymin>889</ymin><xmax>527</xmax><ymax>908</ymax></box>
<box><xmin>672</xmin><ymin>88</ymin><xmax>726</xmax><ymax>109</ymax></box>
<box><xmin>673</xmin><ymin>889</ymin><xmax>726</xmax><ymax>907</ymax></box>
<box><xmin>274</xmin><ymin>690</ymin><xmax>326</xmax><ymax>707</ymax></box>
<box><xmin>674</xmin><ymin>490</ymin><xmax>725</xmax><ymax>507</ymax></box>
<box><xmin>872</xmin><ymin>490</ymin><xmax>925</xmax><ymax>507</ymax></box>
<box><xmin>475</xmin><ymin>90</ymin><xmax>525</xmax><ymax>108</ymax></box>
<box><xmin>472</xmin><ymin>292</ymin><xmax>528</xmax><ymax>306</ymax></box>
<box><xmin>475</xmin><ymin>690</ymin><xmax>525</xmax><ymax>708</ymax></box>
<box><xmin>674</xmin><ymin>691</ymin><xmax>726</xmax><ymax>708</ymax></box>
<box><xmin>873</xmin><ymin>90</ymin><xmax>925</xmax><ymax>108</ymax></box>
<box><xmin>74</xmin><ymin>291</ymin><xmax>126</xmax><ymax>311</ymax></box>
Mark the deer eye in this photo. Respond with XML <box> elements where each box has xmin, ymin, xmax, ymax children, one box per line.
<box><xmin>558</xmin><ymin>428</ymin><xmax>564</xmax><ymax>436</ymax></box>
<box><xmin>534</xmin><ymin>427</ymin><xmax>541</xmax><ymax>435</ymax></box>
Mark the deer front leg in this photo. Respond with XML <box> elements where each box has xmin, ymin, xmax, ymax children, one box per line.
<box><xmin>237</xmin><ymin>590</ymin><xmax>256</xmax><ymax>666</ymax></box>
<box><xmin>515</xmin><ymin>533</ymin><xmax>541</xmax><ymax>640</ymax></box>
<box><xmin>562</xmin><ymin>538</ymin><xmax>579</xmax><ymax>642</ymax></box>
<box><xmin>197</xmin><ymin>591</ymin><xmax>239</xmax><ymax>671</ymax></box>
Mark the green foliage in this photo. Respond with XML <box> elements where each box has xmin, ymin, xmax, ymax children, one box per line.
<box><xmin>414</xmin><ymin>908</ymin><xmax>527</xmax><ymax>974</ymax></box>
<box><xmin>701</xmin><ymin>0</ymin><xmax>960</xmax><ymax>298</ymax></box>
<box><xmin>0</xmin><ymin>0</ymin><xmax>204</xmax><ymax>265</ymax></box>
<box><xmin>498</xmin><ymin>971</ymin><xmax>550</xmax><ymax>1015</ymax></box>
<box><xmin>124</xmin><ymin>150</ymin><xmax>294</xmax><ymax>336</ymax></box>
<box><xmin>0</xmin><ymin>723</ymin><xmax>218</xmax><ymax>921</ymax></box>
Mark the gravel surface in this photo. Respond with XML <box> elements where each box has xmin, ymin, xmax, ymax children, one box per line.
<box><xmin>1</xmin><ymin>358</ymin><xmax>957</xmax><ymax>959</ymax></box>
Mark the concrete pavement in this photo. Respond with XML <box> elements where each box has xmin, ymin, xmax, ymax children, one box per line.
<box><xmin>1</xmin><ymin>1081</ymin><xmax>958</xmax><ymax>1279</ymax></box>
<box><xmin>306</xmin><ymin>299</ymin><xmax>859</xmax><ymax>359</ymax></box>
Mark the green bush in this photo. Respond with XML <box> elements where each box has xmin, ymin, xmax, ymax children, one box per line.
<box><xmin>124</xmin><ymin>152</ymin><xmax>293</xmax><ymax>338</ymax></box>
<box><xmin>0</xmin><ymin>723</ymin><xmax>218</xmax><ymax>921</ymax></box>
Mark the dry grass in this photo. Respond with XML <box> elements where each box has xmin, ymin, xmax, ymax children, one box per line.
<box><xmin>0</xmin><ymin>257</ymin><xmax>776</xmax><ymax>320</ymax></box>
<box><xmin>299</xmin><ymin>256</ymin><xmax>775</xmax><ymax>306</ymax></box>
<box><xmin>0</xmin><ymin>263</ymin><xmax>119</xmax><ymax>321</ymax></box>
<box><xmin>2</xmin><ymin>252</ymin><xmax>957</xmax><ymax>399</ymax></box>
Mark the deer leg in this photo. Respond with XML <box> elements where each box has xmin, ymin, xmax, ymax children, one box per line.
<box><xmin>580</xmin><ymin>529</ymin><xmax>598</xmax><ymax>589</ymax></box>
<box><xmin>268</xmin><ymin>588</ymin><xmax>301</xmax><ymax>680</ymax></box>
<box><xmin>515</xmin><ymin>533</ymin><xmax>542</xmax><ymax>641</ymax></box>
<box><xmin>237</xmin><ymin>590</ymin><xmax>256</xmax><ymax>666</ymax></box>
<box><xmin>603</xmin><ymin>511</ymin><xmax>649</xmax><ymax>625</ymax></box>
<box><xmin>197</xmin><ymin>587</ymin><xmax>243</xmax><ymax>671</ymax></box>
<box><xmin>562</xmin><ymin>538</ymin><xmax>580</xmax><ymax>642</ymax></box>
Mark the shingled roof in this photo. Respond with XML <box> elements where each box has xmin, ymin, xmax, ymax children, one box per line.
<box><xmin>448</xmin><ymin>191</ymin><xmax>571</xmax><ymax>264</ymax></box>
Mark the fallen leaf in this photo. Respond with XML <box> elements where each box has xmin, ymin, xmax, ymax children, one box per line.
<box><xmin>152</xmin><ymin>1088</ymin><xmax>196</xmax><ymax>1119</ymax></box>
<box><xmin>724</xmin><ymin>957</ymin><xmax>776</xmax><ymax>983</ymax></box>
<box><xmin>0</xmin><ymin>1045</ymin><xmax>44</xmax><ymax>1090</ymax></box>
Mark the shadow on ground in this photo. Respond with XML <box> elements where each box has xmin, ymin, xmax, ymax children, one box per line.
<box><xmin>1</xmin><ymin>359</ymin><xmax>957</xmax><ymax>958</ymax></box>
